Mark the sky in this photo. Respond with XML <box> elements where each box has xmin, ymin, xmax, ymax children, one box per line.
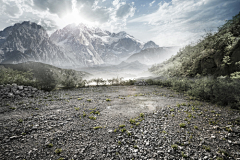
<box><xmin>0</xmin><ymin>0</ymin><xmax>239</xmax><ymax>47</ymax></box>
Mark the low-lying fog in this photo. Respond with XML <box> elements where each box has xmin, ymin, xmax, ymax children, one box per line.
<box><xmin>75</xmin><ymin>47</ymin><xmax>179</xmax><ymax>83</ymax></box>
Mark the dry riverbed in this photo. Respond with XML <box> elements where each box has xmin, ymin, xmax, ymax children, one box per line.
<box><xmin>0</xmin><ymin>85</ymin><xmax>240</xmax><ymax>160</ymax></box>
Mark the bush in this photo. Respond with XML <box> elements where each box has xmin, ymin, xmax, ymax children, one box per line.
<box><xmin>146</xmin><ymin>77</ymin><xmax>240</xmax><ymax>109</ymax></box>
<box><xmin>35</xmin><ymin>68</ymin><xmax>58</xmax><ymax>91</ymax></box>
<box><xmin>0</xmin><ymin>67</ymin><xmax>35</xmax><ymax>86</ymax></box>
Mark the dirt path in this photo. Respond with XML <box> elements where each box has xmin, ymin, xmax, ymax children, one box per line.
<box><xmin>0</xmin><ymin>86</ymin><xmax>239</xmax><ymax>159</ymax></box>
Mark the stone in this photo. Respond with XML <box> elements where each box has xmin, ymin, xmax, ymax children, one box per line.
<box><xmin>18</xmin><ymin>86</ymin><xmax>23</xmax><ymax>90</ymax></box>
<box><xmin>8</xmin><ymin>93</ymin><xmax>14</xmax><ymax>98</ymax></box>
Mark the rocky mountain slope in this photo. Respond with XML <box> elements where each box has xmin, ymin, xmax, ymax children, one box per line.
<box><xmin>0</xmin><ymin>21</ymin><xmax>163</xmax><ymax>68</ymax></box>
<box><xmin>0</xmin><ymin>21</ymin><xmax>74</xmax><ymax>67</ymax></box>
<box><xmin>126</xmin><ymin>47</ymin><xmax>179</xmax><ymax>65</ymax></box>
<box><xmin>50</xmin><ymin>23</ymin><xmax>159</xmax><ymax>66</ymax></box>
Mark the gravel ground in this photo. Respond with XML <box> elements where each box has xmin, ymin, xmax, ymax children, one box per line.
<box><xmin>0</xmin><ymin>85</ymin><xmax>240</xmax><ymax>160</ymax></box>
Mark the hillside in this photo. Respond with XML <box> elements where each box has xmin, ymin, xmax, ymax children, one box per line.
<box><xmin>149</xmin><ymin>12</ymin><xmax>240</xmax><ymax>78</ymax></box>
<box><xmin>0</xmin><ymin>61</ymin><xmax>90</xmax><ymax>90</ymax></box>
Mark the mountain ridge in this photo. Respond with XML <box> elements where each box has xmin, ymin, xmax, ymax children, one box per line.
<box><xmin>0</xmin><ymin>21</ymin><xmax>162</xmax><ymax>68</ymax></box>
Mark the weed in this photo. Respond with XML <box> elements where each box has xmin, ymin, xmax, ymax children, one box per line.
<box><xmin>77</xmin><ymin>98</ymin><xmax>82</xmax><ymax>100</ymax></box>
<box><xmin>181</xmin><ymin>151</ymin><xmax>188</xmax><ymax>158</ymax></box>
<box><xmin>172</xmin><ymin>114</ymin><xmax>175</xmax><ymax>117</ymax></box>
<box><xmin>87</xmin><ymin>99</ymin><xmax>92</xmax><ymax>102</ymax></box>
<box><xmin>133</xmin><ymin>145</ymin><xmax>138</xmax><ymax>149</ymax></box>
<box><xmin>118</xmin><ymin>141</ymin><xmax>121</xmax><ymax>145</ymax></box>
<box><xmin>194</xmin><ymin>126</ymin><xmax>198</xmax><ymax>130</ymax></box>
<box><xmin>106</xmin><ymin>98</ymin><xmax>111</xmax><ymax>101</ymax></box>
<box><xmin>171</xmin><ymin>144</ymin><xmax>178</xmax><ymax>150</ymax></box>
<box><xmin>129</xmin><ymin>119</ymin><xmax>136</xmax><ymax>124</ymax></box>
<box><xmin>89</xmin><ymin>116</ymin><xmax>96</xmax><ymax>120</ymax></box>
<box><xmin>119</xmin><ymin>124</ymin><xmax>126</xmax><ymax>128</ymax></box>
<box><xmin>225</xmin><ymin>127</ymin><xmax>232</xmax><ymax>132</ymax></box>
<box><xmin>93</xmin><ymin>126</ymin><xmax>102</xmax><ymax>129</ymax></box>
<box><xmin>18</xmin><ymin>119</ymin><xmax>23</xmax><ymax>123</ymax></box>
<box><xmin>74</xmin><ymin>107</ymin><xmax>80</xmax><ymax>111</ymax></box>
<box><xmin>55</xmin><ymin>148</ymin><xmax>62</xmax><ymax>154</ymax></box>
<box><xmin>114</xmin><ymin>129</ymin><xmax>118</xmax><ymax>132</ymax></box>
<box><xmin>10</xmin><ymin>107</ymin><xmax>16</xmax><ymax>110</ymax></box>
<box><xmin>127</xmin><ymin>131</ymin><xmax>131</xmax><ymax>136</ymax></box>
<box><xmin>203</xmin><ymin>145</ymin><xmax>211</xmax><ymax>152</ymax></box>
<box><xmin>46</xmin><ymin>143</ymin><xmax>53</xmax><ymax>148</ymax></box>
<box><xmin>162</xmin><ymin>130</ymin><xmax>167</xmax><ymax>134</ymax></box>
<box><xmin>181</xmin><ymin>103</ymin><xmax>187</xmax><ymax>106</ymax></box>
<box><xmin>188</xmin><ymin>113</ymin><xmax>192</xmax><ymax>118</ymax></box>
<box><xmin>120</xmin><ymin>128</ymin><xmax>126</xmax><ymax>132</ymax></box>
<box><xmin>218</xmin><ymin>149</ymin><xmax>230</xmax><ymax>157</ymax></box>
<box><xmin>189</xmin><ymin>135</ymin><xmax>193</xmax><ymax>140</ymax></box>
<box><xmin>179</xmin><ymin>123</ymin><xmax>186</xmax><ymax>128</ymax></box>
<box><xmin>170</xmin><ymin>109</ymin><xmax>174</xmax><ymax>112</ymax></box>
<box><xmin>140</xmin><ymin>113</ymin><xmax>144</xmax><ymax>118</ymax></box>
<box><xmin>90</xmin><ymin>110</ymin><xmax>100</xmax><ymax>115</ymax></box>
<box><xmin>209</xmin><ymin>120</ymin><xmax>218</xmax><ymax>125</ymax></box>
<box><xmin>136</xmin><ymin>122</ymin><xmax>140</xmax><ymax>126</ymax></box>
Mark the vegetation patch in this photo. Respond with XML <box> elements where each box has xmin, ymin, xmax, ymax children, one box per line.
<box><xmin>171</xmin><ymin>144</ymin><xmax>178</xmax><ymax>150</ymax></box>
<box><xmin>55</xmin><ymin>148</ymin><xmax>62</xmax><ymax>154</ymax></box>
<box><xmin>93</xmin><ymin>126</ymin><xmax>102</xmax><ymax>130</ymax></box>
<box><xmin>179</xmin><ymin>123</ymin><xmax>186</xmax><ymax>128</ymax></box>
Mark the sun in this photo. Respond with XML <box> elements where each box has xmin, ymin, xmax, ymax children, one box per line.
<box><xmin>58</xmin><ymin>9</ymin><xmax>99</xmax><ymax>29</ymax></box>
<box><xmin>62</xmin><ymin>10</ymin><xmax>84</xmax><ymax>25</ymax></box>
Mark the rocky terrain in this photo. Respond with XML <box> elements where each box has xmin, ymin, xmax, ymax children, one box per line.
<box><xmin>0</xmin><ymin>84</ymin><xmax>40</xmax><ymax>101</ymax></box>
<box><xmin>0</xmin><ymin>85</ymin><xmax>240</xmax><ymax>160</ymax></box>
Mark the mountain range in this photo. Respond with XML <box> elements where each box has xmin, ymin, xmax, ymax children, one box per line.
<box><xmin>0</xmin><ymin>21</ymin><xmax>175</xmax><ymax>68</ymax></box>
<box><xmin>126</xmin><ymin>47</ymin><xmax>179</xmax><ymax>65</ymax></box>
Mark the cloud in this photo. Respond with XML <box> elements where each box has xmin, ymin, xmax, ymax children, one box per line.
<box><xmin>149</xmin><ymin>0</ymin><xmax>155</xmax><ymax>7</ymax></box>
<box><xmin>1</xmin><ymin>0</ymin><xmax>23</xmax><ymax>18</ymax></box>
<box><xmin>129</xmin><ymin>0</ymin><xmax>240</xmax><ymax>46</ymax></box>
<box><xmin>32</xmin><ymin>0</ymin><xmax>72</xmax><ymax>18</ymax></box>
<box><xmin>116</xmin><ymin>3</ymin><xmax>135</xmax><ymax>18</ymax></box>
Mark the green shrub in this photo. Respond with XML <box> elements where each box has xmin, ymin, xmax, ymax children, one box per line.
<box><xmin>93</xmin><ymin>126</ymin><xmax>102</xmax><ymax>129</ymax></box>
<box><xmin>55</xmin><ymin>148</ymin><xmax>62</xmax><ymax>154</ymax></box>
<box><xmin>119</xmin><ymin>124</ymin><xmax>126</xmax><ymax>128</ymax></box>
<box><xmin>179</xmin><ymin>123</ymin><xmax>186</xmax><ymax>128</ymax></box>
<box><xmin>171</xmin><ymin>144</ymin><xmax>178</xmax><ymax>150</ymax></box>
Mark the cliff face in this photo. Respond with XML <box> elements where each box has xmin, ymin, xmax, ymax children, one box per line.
<box><xmin>0</xmin><ymin>21</ymin><xmax>74</xmax><ymax>67</ymax></box>
<box><xmin>50</xmin><ymin>24</ymin><xmax>159</xmax><ymax>66</ymax></box>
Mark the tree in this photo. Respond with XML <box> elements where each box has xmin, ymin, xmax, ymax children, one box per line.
<box><xmin>61</xmin><ymin>70</ymin><xmax>78</xmax><ymax>89</ymax></box>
